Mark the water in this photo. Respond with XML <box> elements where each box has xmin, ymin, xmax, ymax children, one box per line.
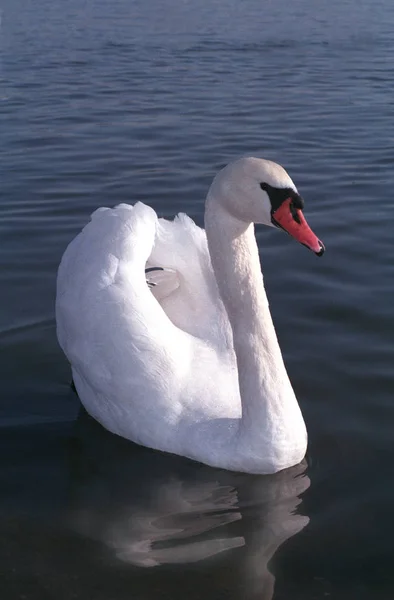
<box><xmin>1</xmin><ymin>0</ymin><xmax>393</xmax><ymax>597</ymax></box>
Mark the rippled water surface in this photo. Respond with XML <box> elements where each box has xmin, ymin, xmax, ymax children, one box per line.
<box><xmin>1</xmin><ymin>0</ymin><xmax>394</xmax><ymax>598</ymax></box>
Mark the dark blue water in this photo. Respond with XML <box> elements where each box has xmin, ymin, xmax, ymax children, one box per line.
<box><xmin>1</xmin><ymin>0</ymin><xmax>394</xmax><ymax>597</ymax></box>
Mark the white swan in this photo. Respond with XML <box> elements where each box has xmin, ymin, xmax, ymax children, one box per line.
<box><xmin>56</xmin><ymin>157</ymin><xmax>324</xmax><ymax>474</ymax></box>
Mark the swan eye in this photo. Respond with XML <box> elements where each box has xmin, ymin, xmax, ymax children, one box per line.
<box><xmin>260</xmin><ymin>182</ymin><xmax>269</xmax><ymax>191</ymax></box>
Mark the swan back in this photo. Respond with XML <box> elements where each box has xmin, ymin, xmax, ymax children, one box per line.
<box><xmin>147</xmin><ymin>213</ymin><xmax>232</xmax><ymax>347</ymax></box>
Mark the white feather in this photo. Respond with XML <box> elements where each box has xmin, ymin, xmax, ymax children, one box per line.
<box><xmin>56</xmin><ymin>157</ymin><xmax>314</xmax><ymax>473</ymax></box>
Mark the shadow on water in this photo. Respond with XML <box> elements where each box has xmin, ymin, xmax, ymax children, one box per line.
<box><xmin>0</xmin><ymin>399</ymin><xmax>310</xmax><ymax>600</ymax></box>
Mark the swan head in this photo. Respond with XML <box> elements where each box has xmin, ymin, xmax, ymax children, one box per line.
<box><xmin>208</xmin><ymin>157</ymin><xmax>325</xmax><ymax>256</ymax></box>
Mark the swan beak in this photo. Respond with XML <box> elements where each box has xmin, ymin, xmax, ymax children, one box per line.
<box><xmin>272</xmin><ymin>198</ymin><xmax>325</xmax><ymax>256</ymax></box>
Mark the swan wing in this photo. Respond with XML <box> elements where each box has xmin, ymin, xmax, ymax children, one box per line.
<box><xmin>56</xmin><ymin>202</ymin><xmax>235</xmax><ymax>447</ymax></box>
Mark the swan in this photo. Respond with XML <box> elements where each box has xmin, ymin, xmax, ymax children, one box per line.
<box><xmin>56</xmin><ymin>157</ymin><xmax>324</xmax><ymax>474</ymax></box>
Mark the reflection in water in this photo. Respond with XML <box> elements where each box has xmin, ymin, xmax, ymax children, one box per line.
<box><xmin>67</xmin><ymin>409</ymin><xmax>310</xmax><ymax>598</ymax></box>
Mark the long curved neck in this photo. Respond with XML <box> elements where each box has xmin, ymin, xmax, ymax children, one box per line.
<box><xmin>205</xmin><ymin>197</ymin><xmax>302</xmax><ymax>451</ymax></box>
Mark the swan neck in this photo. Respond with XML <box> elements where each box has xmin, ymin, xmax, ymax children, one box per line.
<box><xmin>204</xmin><ymin>197</ymin><xmax>304</xmax><ymax>457</ymax></box>
<box><xmin>204</xmin><ymin>200</ymin><xmax>281</xmax><ymax>361</ymax></box>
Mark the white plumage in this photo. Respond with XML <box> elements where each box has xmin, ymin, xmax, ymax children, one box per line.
<box><xmin>57</xmin><ymin>157</ymin><xmax>323</xmax><ymax>473</ymax></box>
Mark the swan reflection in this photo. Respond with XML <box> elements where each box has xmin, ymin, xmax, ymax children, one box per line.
<box><xmin>68</xmin><ymin>410</ymin><xmax>310</xmax><ymax>596</ymax></box>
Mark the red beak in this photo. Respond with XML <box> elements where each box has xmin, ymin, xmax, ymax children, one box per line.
<box><xmin>272</xmin><ymin>198</ymin><xmax>325</xmax><ymax>256</ymax></box>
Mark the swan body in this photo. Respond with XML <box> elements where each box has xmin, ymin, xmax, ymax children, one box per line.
<box><xmin>56</xmin><ymin>157</ymin><xmax>324</xmax><ymax>474</ymax></box>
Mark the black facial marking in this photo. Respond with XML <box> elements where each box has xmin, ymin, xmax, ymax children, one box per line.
<box><xmin>260</xmin><ymin>182</ymin><xmax>304</xmax><ymax>225</ymax></box>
